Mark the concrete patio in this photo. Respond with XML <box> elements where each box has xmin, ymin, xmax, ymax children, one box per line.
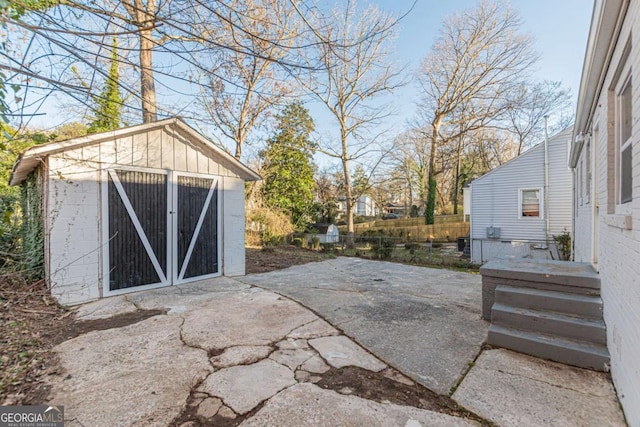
<box><xmin>49</xmin><ymin>258</ymin><xmax>626</xmax><ymax>426</ymax></box>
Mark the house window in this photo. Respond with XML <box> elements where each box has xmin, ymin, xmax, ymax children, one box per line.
<box><xmin>618</xmin><ymin>76</ymin><xmax>633</xmax><ymax>204</ymax></box>
<box><xmin>520</xmin><ymin>189</ymin><xmax>542</xmax><ymax>218</ymax></box>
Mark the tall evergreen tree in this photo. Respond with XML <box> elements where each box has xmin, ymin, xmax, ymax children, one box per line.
<box><xmin>261</xmin><ymin>102</ymin><xmax>316</xmax><ymax>229</ymax></box>
<box><xmin>87</xmin><ymin>38</ymin><xmax>123</xmax><ymax>134</ymax></box>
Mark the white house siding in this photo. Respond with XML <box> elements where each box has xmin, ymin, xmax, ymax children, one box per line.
<box><xmin>45</xmin><ymin>126</ymin><xmax>243</xmax><ymax>305</ymax></box>
<box><xmin>356</xmin><ymin>196</ymin><xmax>376</xmax><ymax>217</ymax></box>
<box><xmin>470</xmin><ymin>128</ymin><xmax>573</xmax><ymax>264</ymax></box>
<box><xmin>222</xmin><ymin>176</ymin><xmax>246</xmax><ymax>276</ymax></box>
<box><xmin>572</xmin><ymin>2</ymin><xmax>640</xmax><ymax>422</ymax></box>
<box><xmin>573</xmin><ymin>143</ymin><xmax>594</xmax><ymax>263</ymax></box>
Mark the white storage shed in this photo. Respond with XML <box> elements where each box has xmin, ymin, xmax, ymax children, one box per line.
<box><xmin>10</xmin><ymin>118</ymin><xmax>260</xmax><ymax>305</ymax></box>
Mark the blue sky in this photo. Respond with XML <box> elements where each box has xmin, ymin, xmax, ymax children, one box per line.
<box><xmin>23</xmin><ymin>0</ymin><xmax>594</xmax><ymax>161</ymax></box>
<box><xmin>368</xmin><ymin>0</ymin><xmax>594</xmax><ymax>125</ymax></box>
<box><xmin>302</xmin><ymin>0</ymin><xmax>594</xmax><ymax>169</ymax></box>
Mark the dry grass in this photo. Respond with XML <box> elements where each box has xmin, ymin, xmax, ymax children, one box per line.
<box><xmin>0</xmin><ymin>277</ymin><xmax>70</xmax><ymax>405</ymax></box>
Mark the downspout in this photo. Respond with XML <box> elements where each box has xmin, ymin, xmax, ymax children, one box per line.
<box><xmin>544</xmin><ymin>116</ymin><xmax>550</xmax><ymax>247</ymax></box>
<box><xmin>572</xmin><ymin>165</ymin><xmax>576</xmax><ymax>260</ymax></box>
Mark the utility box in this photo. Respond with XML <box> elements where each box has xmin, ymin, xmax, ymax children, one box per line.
<box><xmin>486</xmin><ymin>226</ymin><xmax>501</xmax><ymax>239</ymax></box>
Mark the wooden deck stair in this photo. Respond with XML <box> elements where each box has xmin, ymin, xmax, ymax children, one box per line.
<box><xmin>480</xmin><ymin>259</ymin><xmax>609</xmax><ymax>371</ymax></box>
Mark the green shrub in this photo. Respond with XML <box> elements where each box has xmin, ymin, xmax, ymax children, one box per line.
<box><xmin>246</xmin><ymin>207</ymin><xmax>294</xmax><ymax>248</ymax></box>
<box><xmin>404</xmin><ymin>242</ymin><xmax>420</xmax><ymax>251</ymax></box>
<box><xmin>292</xmin><ymin>237</ymin><xmax>304</xmax><ymax>247</ymax></box>
<box><xmin>260</xmin><ymin>229</ymin><xmax>285</xmax><ymax>247</ymax></box>
<box><xmin>553</xmin><ymin>230</ymin><xmax>572</xmax><ymax>261</ymax></box>
<box><xmin>371</xmin><ymin>237</ymin><xmax>394</xmax><ymax>260</ymax></box>
<box><xmin>310</xmin><ymin>237</ymin><xmax>320</xmax><ymax>250</ymax></box>
<box><xmin>320</xmin><ymin>243</ymin><xmax>335</xmax><ymax>253</ymax></box>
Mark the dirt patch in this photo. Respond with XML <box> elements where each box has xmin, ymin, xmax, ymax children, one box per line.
<box><xmin>170</xmin><ymin>364</ymin><xmax>492</xmax><ymax>427</ymax></box>
<box><xmin>57</xmin><ymin>308</ymin><xmax>167</xmax><ymax>342</ymax></box>
<box><xmin>246</xmin><ymin>245</ymin><xmax>334</xmax><ymax>274</ymax></box>
<box><xmin>316</xmin><ymin>366</ymin><xmax>492</xmax><ymax>425</ymax></box>
<box><xmin>0</xmin><ymin>278</ymin><xmax>72</xmax><ymax>405</ymax></box>
<box><xmin>0</xmin><ymin>276</ymin><xmax>167</xmax><ymax>406</ymax></box>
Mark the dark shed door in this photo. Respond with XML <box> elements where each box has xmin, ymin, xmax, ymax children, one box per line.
<box><xmin>175</xmin><ymin>175</ymin><xmax>219</xmax><ymax>283</ymax></box>
<box><xmin>107</xmin><ymin>169</ymin><xmax>169</xmax><ymax>291</ymax></box>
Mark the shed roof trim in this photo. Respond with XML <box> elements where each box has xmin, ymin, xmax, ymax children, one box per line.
<box><xmin>471</xmin><ymin>126</ymin><xmax>573</xmax><ymax>186</ymax></box>
<box><xmin>9</xmin><ymin>117</ymin><xmax>261</xmax><ymax>185</ymax></box>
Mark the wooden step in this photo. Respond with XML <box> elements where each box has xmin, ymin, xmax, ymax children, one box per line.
<box><xmin>494</xmin><ymin>285</ymin><xmax>603</xmax><ymax>319</ymax></box>
<box><xmin>488</xmin><ymin>324</ymin><xmax>610</xmax><ymax>371</ymax></box>
<box><xmin>491</xmin><ymin>303</ymin><xmax>607</xmax><ymax>345</ymax></box>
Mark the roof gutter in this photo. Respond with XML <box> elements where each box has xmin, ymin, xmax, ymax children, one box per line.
<box><xmin>571</xmin><ymin>0</ymin><xmax>628</xmax><ymax>167</ymax></box>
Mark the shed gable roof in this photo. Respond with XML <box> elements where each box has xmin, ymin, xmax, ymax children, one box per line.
<box><xmin>10</xmin><ymin>117</ymin><xmax>261</xmax><ymax>185</ymax></box>
<box><xmin>471</xmin><ymin>126</ymin><xmax>573</xmax><ymax>186</ymax></box>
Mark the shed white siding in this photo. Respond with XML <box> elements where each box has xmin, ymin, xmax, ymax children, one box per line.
<box><xmin>222</xmin><ymin>176</ymin><xmax>246</xmax><ymax>277</ymax></box>
<box><xmin>470</xmin><ymin>128</ymin><xmax>573</xmax><ymax>263</ymax></box>
<box><xmin>17</xmin><ymin>120</ymin><xmax>257</xmax><ymax>305</ymax></box>
<box><xmin>305</xmin><ymin>225</ymin><xmax>340</xmax><ymax>244</ymax></box>
<box><xmin>571</xmin><ymin>1</ymin><xmax>640</xmax><ymax>422</ymax></box>
<box><xmin>46</xmin><ymin>157</ymin><xmax>102</xmax><ymax>304</ymax></box>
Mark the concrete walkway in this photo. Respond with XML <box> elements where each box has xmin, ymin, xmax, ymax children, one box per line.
<box><xmin>241</xmin><ymin>257</ymin><xmax>487</xmax><ymax>394</ymax></box>
<box><xmin>47</xmin><ymin>259</ymin><xmax>626</xmax><ymax>426</ymax></box>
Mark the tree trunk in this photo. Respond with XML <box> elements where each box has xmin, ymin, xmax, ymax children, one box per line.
<box><xmin>425</xmin><ymin>119</ymin><xmax>440</xmax><ymax>225</ymax></box>
<box><xmin>139</xmin><ymin>27</ymin><xmax>157</xmax><ymax>123</ymax></box>
<box><xmin>453</xmin><ymin>137</ymin><xmax>462</xmax><ymax>215</ymax></box>
<box><xmin>453</xmin><ymin>166</ymin><xmax>460</xmax><ymax>214</ymax></box>
<box><xmin>341</xmin><ymin>129</ymin><xmax>354</xmax><ymax>249</ymax></box>
<box><xmin>234</xmin><ymin>131</ymin><xmax>243</xmax><ymax>160</ymax></box>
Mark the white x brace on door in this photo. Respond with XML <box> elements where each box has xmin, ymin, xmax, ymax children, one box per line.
<box><xmin>103</xmin><ymin>168</ymin><xmax>220</xmax><ymax>296</ymax></box>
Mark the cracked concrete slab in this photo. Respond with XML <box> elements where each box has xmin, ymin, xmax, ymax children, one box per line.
<box><xmin>197</xmin><ymin>397</ymin><xmax>223</xmax><ymax>418</ymax></box>
<box><xmin>73</xmin><ymin>295</ymin><xmax>138</xmax><ymax>320</ymax></box>
<box><xmin>210</xmin><ymin>346</ymin><xmax>273</xmax><ymax>369</ymax></box>
<box><xmin>198</xmin><ymin>359</ymin><xmax>296</xmax><ymax>415</ymax></box>
<box><xmin>287</xmin><ymin>318</ymin><xmax>340</xmax><ymax>339</ymax></box>
<box><xmin>300</xmin><ymin>355</ymin><xmax>330</xmax><ymax>374</ymax></box>
<box><xmin>452</xmin><ymin>349</ymin><xmax>626</xmax><ymax>426</ymax></box>
<box><xmin>269</xmin><ymin>348</ymin><xmax>315</xmax><ymax>370</ymax></box>
<box><xmin>239</xmin><ymin>383</ymin><xmax>478</xmax><ymax>427</ymax></box>
<box><xmin>309</xmin><ymin>335</ymin><xmax>386</xmax><ymax>371</ymax></box>
<box><xmin>276</xmin><ymin>338</ymin><xmax>309</xmax><ymax>350</ymax></box>
<box><xmin>243</xmin><ymin>257</ymin><xmax>487</xmax><ymax>393</ymax></box>
<box><xmin>48</xmin><ymin>315</ymin><xmax>211</xmax><ymax>427</ymax></box>
<box><xmin>126</xmin><ymin>276</ymin><xmax>252</xmax><ymax>312</ymax></box>
<box><xmin>180</xmin><ymin>289</ymin><xmax>317</xmax><ymax>350</ymax></box>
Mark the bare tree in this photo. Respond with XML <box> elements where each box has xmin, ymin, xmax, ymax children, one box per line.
<box><xmin>390</xmin><ymin>128</ymin><xmax>430</xmax><ymax>212</ymax></box>
<box><xmin>505</xmin><ymin>80</ymin><xmax>572</xmax><ymax>154</ymax></box>
<box><xmin>120</xmin><ymin>0</ymin><xmax>159</xmax><ymax>123</ymax></box>
<box><xmin>197</xmin><ymin>0</ymin><xmax>296</xmax><ymax>160</ymax></box>
<box><xmin>298</xmin><ymin>1</ymin><xmax>405</xmax><ymax>246</ymax></box>
<box><xmin>0</xmin><ymin>0</ymin><xmax>313</xmax><ymax>128</ymax></box>
<box><xmin>416</xmin><ymin>0</ymin><xmax>538</xmax><ymax>223</ymax></box>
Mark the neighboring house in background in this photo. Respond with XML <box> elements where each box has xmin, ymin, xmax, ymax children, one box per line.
<box><xmin>571</xmin><ymin>0</ymin><xmax>640</xmax><ymax>423</ymax></box>
<box><xmin>336</xmin><ymin>195</ymin><xmax>377</xmax><ymax>217</ymax></box>
<box><xmin>384</xmin><ymin>202</ymin><xmax>406</xmax><ymax>217</ymax></box>
<box><xmin>356</xmin><ymin>195</ymin><xmax>377</xmax><ymax>217</ymax></box>
<box><xmin>469</xmin><ymin>127</ymin><xmax>573</xmax><ymax>264</ymax></box>
<box><xmin>304</xmin><ymin>223</ymin><xmax>340</xmax><ymax>244</ymax></box>
<box><xmin>10</xmin><ymin>118</ymin><xmax>260</xmax><ymax>305</ymax></box>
